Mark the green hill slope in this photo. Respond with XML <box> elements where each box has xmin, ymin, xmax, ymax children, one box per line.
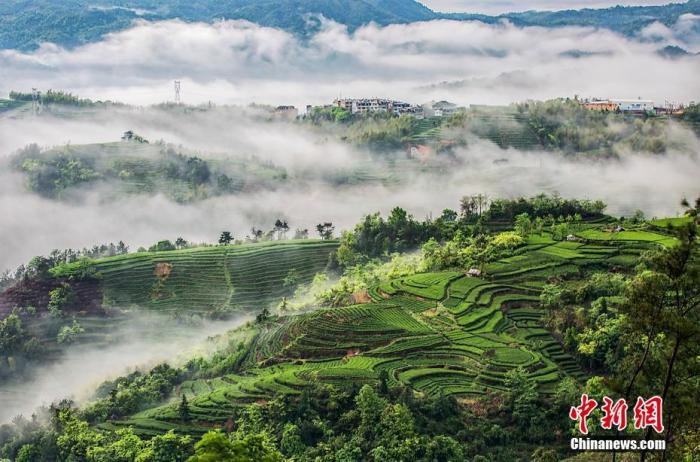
<box><xmin>0</xmin><ymin>0</ymin><xmax>436</xmax><ymax>51</ymax></box>
<box><xmin>52</xmin><ymin>240</ymin><xmax>339</xmax><ymax>313</ymax></box>
<box><xmin>2</xmin><ymin>0</ymin><xmax>698</xmax><ymax>51</ymax></box>
<box><xmin>97</xmin><ymin>225</ymin><xmax>678</xmax><ymax>436</ymax></box>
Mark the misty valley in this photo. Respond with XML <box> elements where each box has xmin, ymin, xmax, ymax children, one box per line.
<box><xmin>1</xmin><ymin>1</ymin><xmax>700</xmax><ymax>461</ymax></box>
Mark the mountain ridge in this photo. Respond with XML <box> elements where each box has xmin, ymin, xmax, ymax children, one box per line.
<box><xmin>1</xmin><ymin>0</ymin><xmax>698</xmax><ymax>51</ymax></box>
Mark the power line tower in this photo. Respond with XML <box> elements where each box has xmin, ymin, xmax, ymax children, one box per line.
<box><xmin>31</xmin><ymin>88</ymin><xmax>41</xmax><ymax>115</ymax></box>
<box><xmin>174</xmin><ymin>80</ymin><xmax>181</xmax><ymax>104</ymax></box>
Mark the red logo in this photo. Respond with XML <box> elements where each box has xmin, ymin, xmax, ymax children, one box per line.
<box><xmin>633</xmin><ymin>396</ymin><xmax>664</xmax><ymax>434</ymax></box>
<box><xmin>601</xmin><ymin>397</ymin><xmax>628</xmax><ymax>431</ymax></box>
<box><xmin>570</xmin><ymin>395</ymin><xmax>664</xmax><ymax>434</ymax></box>
<box><xmin>569</xmin><ymin>394</ymin><xmax>598</xmax><ymax>434</ymax></box>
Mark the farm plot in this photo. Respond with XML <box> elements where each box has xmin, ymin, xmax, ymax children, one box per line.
<box><xmin>109</xmin><ymin>224</ymin><xmax>655</xmax><ymax>433</ymax></box>
<box><xmin>57</xmin><ymin>240</ymin><xmax>338</xmax><ymax>313</ymax></box>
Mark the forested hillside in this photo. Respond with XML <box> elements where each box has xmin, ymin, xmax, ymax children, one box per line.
<box><xmin>0</xmin><ymin>0</ymin><xmax>436</xmax><ymax>50</ymax></box>
<box><xmin>1</xmin><ymin>194</ymin><xmax>697</xmax><ymax>461</ymax></box>
<box><xmin>1</xmin><ymin>0</ymin><xmax>698</xmax><ymax>51</ymax></box>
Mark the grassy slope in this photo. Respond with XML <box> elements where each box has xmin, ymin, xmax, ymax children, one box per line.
<box><xmin>55</xmin><ymin>240</ymin><xmax>339</xmax><ymax>313</ymax></box>
<box><xmin>102</xmin><ymin>222</ymin><xmax>677</xmax><ymax>436</ymax></box>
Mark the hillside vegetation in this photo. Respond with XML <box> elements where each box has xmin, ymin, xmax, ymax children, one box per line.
<box><xmin>2</xmin><ymin>195</ymin><xmax>696</xmax><ymax>461</ymax></box>
<box><xmin>0</xmin><ymin>240</ymin><xmax>338</xmax><ymax>381</ymax></box>
<box><xmin>11</xmin><ymin>141</ymin><xmax>288</xmax><ymax>202</ymax></box>
<box><xmin>2</xmin><ymin>0</ymin><xmax>698</xmax><ymax>51</ymax></box>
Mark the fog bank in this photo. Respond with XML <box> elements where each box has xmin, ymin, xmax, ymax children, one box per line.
<box><xmin>0</xmin><ymin>313</ymin><xmax>249</xmax><ymax>423</ymax></box>
<box><xmin>1</xmin><ymin>17</ymin><xmax>698</xmax><ymax>107</ymax></box>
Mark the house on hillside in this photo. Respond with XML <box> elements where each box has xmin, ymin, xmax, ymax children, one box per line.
<box><xmin>467</xmin><ymin>268</ymin><xmax>482</xmax><ymax>277</ymax></box>
<box><xmin>583</xmin><ymin>100</ymin><xmax>619</xmax><ymax>111</ymax></box>
<box><xmin>274</xmin><ymin>105</ymin><xmax>298</xmax><ymax>119</ymax></box>
<box><xmin>333</xmin><ymin>98</ymin><xmax>422</xmax><ymax>116</ymax></box>
<box><xmin>422</xmin><ymin>100</ymin><xmax>461</xmax><ymax>117</ymax></box>
<box><xmin>583</xmin><ymin>98</ymin><xmax>654</xmax><ymax>114</ymax></box>
<box><xmin>612</xmin><ymin>99</ymin><xmax>654</xmax><ymax>113</ymax></box>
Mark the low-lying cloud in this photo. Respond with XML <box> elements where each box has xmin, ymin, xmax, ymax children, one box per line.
<box><xmin>0</xmin><ymin>104</ymin><xmax>698</xmax><ymax>273</ymax></box>
<box><xmin>0</xmin><ymin>17</ymin><xmax>698</xmax><ymax>272</ymax></box>
<box><xmin>0</xmin><ymin>18</ymin><xmax>698</xmax><ymax>108</ymax></box>
<box><xmin>0</xmin><ymin>313</ymin><xmax>250</xmax><ymax>423</ymax></box>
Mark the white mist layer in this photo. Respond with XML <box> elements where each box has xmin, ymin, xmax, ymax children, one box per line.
<box><xmin>1</xmin><ymin>106</ymin><xmax>699</xmax><ymax>272</ymax></box>
<box><xmin>0</xmin><ymin>313</ymin><xmax>250</xmax><ymax>423</ymax></box>
<box><xmin>0</xmin><ymin>17</ymin><xmax>698</xmax><ymax>107</ymax></box>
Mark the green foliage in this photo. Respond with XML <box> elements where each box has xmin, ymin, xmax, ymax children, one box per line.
<box><xmin>19</xmin><ymin>154</ymin><xmax>100</xmax><ymax>198</ymax></box>
<box><xmin>0</xmin><ymin>312</ymin><xmax>26</xmax><ymax>355</ymax></box>
<box><xmin>5</xmin><ymin>198</ymin><xmax>694</xmax><ymax>459</ymax></box>
<box><xmin>10</xmin><ymin>89</ymin><xmax>94</xmax><ymax>106</ymax></box>
<box><xmin>337</xmin><ymin>207</ymin><xmax>449</xmax><ymax>266</ymax></box>
<box><xmin>135</xmin><ymin>430</ymin><xmax>193</xmax><ymax>462</ymax></box>
<box><xmin>57</xmin><ymin>320</ymin><xmax>85</xmax><ymax>344</ymax></box>
<box><xmin>83</xmin><ymin>363</ymin><xmax>183</xmax><ymax>421</ymax></box>
<box><xmin>48</xmin><ymin>285</ymin><xmax>73</xmax><ymax>316</ymax></box>
<box><xmin>1</xmin><ymin>0</ymin><xmax>696</xmax><ymax>52</ymax></box>
<box><xmin>218</xmin><ymin>232</ymin><xmax>233</xmax><ymax>246</ymax></box>
<box><xmin>487</xmin><ymin>193</ymin><xmax>606</xmax><ymax>221</ymax></box>
<box><xmin>189</xmin><ymin>430</ymin><xmax>283</xmax><ymax>462</ymax></box>
<box><xmin>11</xmin><ymin>142</ymin><xmax>287</xmax><ymax>204</ymax></box>
<box><xmin>517</xmin><ymin>98</ymin><xmax>669</xmax><ymax>155</ymax></box>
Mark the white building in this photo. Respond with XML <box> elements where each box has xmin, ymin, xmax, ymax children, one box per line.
<box><xmin>422</xmin><ymin>100</ymin><xmax>461</xmax><ymax>117</ymax></box>
<box><xmin>610</xmin><ymin>99</ymin><xmax>655</xmax><ymax>113</ymax></box>
<box><xmin>333</xmin><ymin>98</ymin><xmax>422</xmax><ymax>116</ymax></box>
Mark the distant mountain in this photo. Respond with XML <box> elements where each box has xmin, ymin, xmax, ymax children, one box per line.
<box><xmin>452</xmin><ymin>0</ymin><xmax>700</xmax><ymax>37</ymax></box>
<box><xmin>0</xmin><ymin>0</ymin><xmax>436</xmax><ymax>50</ymax></box>
<box><xmin>1</xmin><ymin>0</ymin><xmax>698</xmax><ymax>51</ymax></box>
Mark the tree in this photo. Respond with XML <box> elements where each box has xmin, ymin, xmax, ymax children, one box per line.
<box><xmin>57</xmin><ymin>320</ymin><xmax>85</xmax><ymax>344</ymax></box>
<box><xmin>48</xmin><ymin>285</ymin><xmax>72</xmax><ymax>316</ymax></box>
<box><xmin>250</xmin><ymin>228</ymin><xmax>264</xmax><ymax>242</ymax></box>
<box><xmin>219</xmin><ymin>232</ymin><xmax>233</xmax><ymax>246</ymax></box>
<box><xmin>122</xmin><ymin>131</ymin><xmax>148</xmax><ymax>143</ymax></box>
<box><xmin>316</xmin><ymin>222</ymin><xmax>335</xmax><ymax>240</ymax></box>
<box><xmin>189</xmin><ymin>430</ymin><xmax>283</xmax><ymax>462</ymax></box>
<box><xmin>149</xmin><ymin>240</ymin><xmax>176</xmax><ymax>252</ymax></box>
<box><xmin>135</xmin><ymin>429</ymin><xmax>193</xmax><ymax>462</ymax></box>
<box><xmin>116</xmin><ymin>241</ymin><xmax>129</xmax><ymax>255</ymax></box>
<box><xmin>26</xmin><ymin>256</ymin><xmax>52</xmax><ymax>279</ymax></box>
<box><xmin>178</xmin><ymin>394</ymin><xmax>191</xmax><ymax>422</ymax></box>
<box><xmin>0</xmin><ymin>312</ymin><xmax>26</xmax><ymax>355</ymax></box>
<box><xmin>514</xmin><ymin>212</ymin><xmax>532</xmax><ymax>237</ymax></box>
<box><xmin>274</xmin><ymin>219</ymin><xmax>290</xmax><ymax>240</ymax></box>
<box><xmin>256</xmin><ymin>307</ymin><xmax>270</xmax><ymax>324</ymax></box>
<box><xmin>293</xmin><ymin>228</ymin><xmax>309</xmax><ymax>239</ymax></box>
<box><xmin>531</xmin><ymin>447</ymin><xmax>558</xmax><ymax>462</ymax></box>
<box><xmin>175</xmin><ymin>237</ymin><xmax>188</xmax><ymax>249</ymax></box>
<box><xmin>619</xmin><ymin>221</ymin><xmax>700</xmax><ymax>460</ymax></box>
<box><xmin>86</xmin><ymin>428</ymin><xmax>144</xmax><ymax>462</ymax></box>
<box><xmin>534</xmin><ymin>216</ymin><xmax>545</xmax><ymax>234</ymax></box>
<box><xmin>440</xmin><ymin>209</ymin><xmax>458</xmax><ymax>222</ymax></box>
<box><xmin>378</xmin><ymin>369</ymin><xmax>390</xmax><ymax>395</ymax></box>
<box><xmin>16</xmin><ymin>444</ymin><xmax>41</xmax><ymax>462</ymax></box>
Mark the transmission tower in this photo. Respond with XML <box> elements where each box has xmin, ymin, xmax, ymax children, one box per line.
<box><xmin>174</xmin><ymin>80</ymin><xmax>181</xmax><ymax>104</ymax></box>
<box><xmin>31</xmin><ymin>88</ymin><xmax>41</xmax><ymax>115</ymax></box>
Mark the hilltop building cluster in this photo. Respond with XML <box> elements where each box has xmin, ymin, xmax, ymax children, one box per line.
<box><xmin>582</xmin><ymin>97</ymin><xmax>687</xmax><ymax>115</ymax></box>
<box><xmin>320</xmin><ymin>98</ymin><xmax>464</xmax><ymax>118</ymax></box>
<box><xmin>332</xmin><ymin>98</ymin><xmax>424</xmax><ymax>116</ymax></box>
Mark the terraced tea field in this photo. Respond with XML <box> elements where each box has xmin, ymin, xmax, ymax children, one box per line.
<box><xmin>55</xmin><ymin>240</ymin><xmax>339</xmax><ymax>313</ymax></box>
<box><xmin>104</xmin><ymin>226</ymin><xmax>677</xmax><ymax>436</ymax></box>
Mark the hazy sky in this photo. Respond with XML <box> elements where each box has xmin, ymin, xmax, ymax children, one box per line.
<box><xmin>420</xmin><ymin>0</ymin><xmax>687</xmax><ymax>14</ymax></box>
